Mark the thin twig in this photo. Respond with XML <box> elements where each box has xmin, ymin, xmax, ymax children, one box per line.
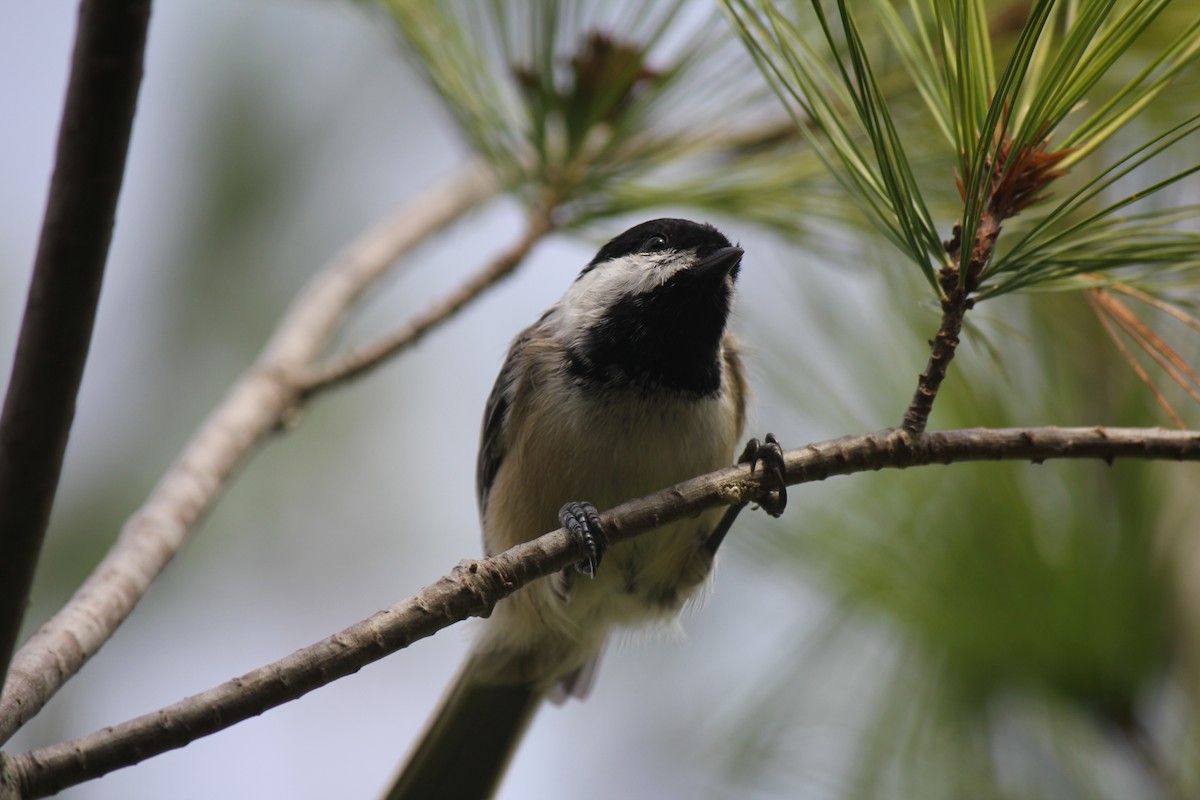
<box><xmin>900</xmin><ymin>287</ymin><xmax>971</xmax><ymax>434</ymax></box>
<box><xmin>0</xmin><ymin>165</ymin><xmax>497</xmax><ymax>746</ymax></box>
<box><xmin>902</xmin><ymin>131</ymin><xmax>1072</xmax><ymax>434</ymax></box>
<box><xmin>5</xmin><ymin>425</ymin><xmax>1199</xmax><ymax>798</ymax></box>
<box><xmin>0</xmin><ymin>0</ymin><xmax>152</xmax><ymax>685</ymax></box>
<box><xmin>289</xmin><ymin>120</ymin><xmax>807</xmax><ymax>399</ymax></box>
<box><xmin>902</xmin><ymin>204</ymin><xmax>1004</xmax><ymax>434</ymax></box>
<box><xmin>295</xmin><ymin>209</ymin><xmax>557</xmax><ymax>396</ymax></box>
<box><xmin>900</xmin><ymin>224</ymin><xmax>988</xmax><ymax>434</ymax></box>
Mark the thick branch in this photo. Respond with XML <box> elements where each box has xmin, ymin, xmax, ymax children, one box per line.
<box><xmin>0</xmin><ymin>0</ymin><xmax>152</xmax><ymax>686</ymax></box>
<box><xmin>295</xmin><ymin>209</ymin><xmax>556</xmax><ymax>396</ymax></box>
<box><xmin>0</xmin><ymin>166</ymin><xmax>497</xmax><ymax>746</ymax></box>
<box><xmin>5</xmin><ymin>426</ymin><xmax>1198</xmax><ymax>798</ymax></box>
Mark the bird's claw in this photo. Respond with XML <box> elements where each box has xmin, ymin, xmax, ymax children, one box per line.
<box><xmin>559</xmin><ymin>501</ymin><xmax>608</xmax><ymax>578</ymax></box>
<box><xmin>738</xmin><ymin>433</ymin><xmax>787</xmax><ymax>518</ymax></box>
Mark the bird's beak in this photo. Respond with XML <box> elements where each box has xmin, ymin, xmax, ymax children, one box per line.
<box><xmin>695</xmin><ymin>246</ymin><xmax>743</xmax><ymax>280</ymax></box>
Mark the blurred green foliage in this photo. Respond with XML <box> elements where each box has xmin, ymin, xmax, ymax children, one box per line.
<box><xmin>376</xmin><ymin>0</ymin><xmax>855</xmax><ymax>235</ymax></box>
<box><xmin>727</xmin><ymin>280</ymin><xmax>1197</xmax><ymax>798</ymax></box>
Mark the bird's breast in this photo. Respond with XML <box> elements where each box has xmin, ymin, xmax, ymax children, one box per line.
<box><xmin>483</xmin><ymin>371</ymin><xmax>740</xmax><ymax>633</ymax></box>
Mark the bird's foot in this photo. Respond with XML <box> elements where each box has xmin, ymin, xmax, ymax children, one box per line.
<box><xmin>559</xmin><ymin>501</ymin><xmax>608</xmax><ymax>578</ymax></box>
<box><xmin>738</xmin><ymin>433</ymin><xmax>787</xmax><ymax>517</ymax></box>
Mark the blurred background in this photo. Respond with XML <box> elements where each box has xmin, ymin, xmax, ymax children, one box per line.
<box><xmin>2</xmin><ymin>1</ymin><xmax>1199</xmax><ymax>798</ymax></box>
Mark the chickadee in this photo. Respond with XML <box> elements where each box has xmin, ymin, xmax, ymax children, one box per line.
<box><xmin>388</xmin><ymin>218</ymin><xmax>784</xmax><ymax>799</ymax></box>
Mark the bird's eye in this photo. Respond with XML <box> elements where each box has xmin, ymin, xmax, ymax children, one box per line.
<box><xmin>640</xmin><ymin>234</ymin><xmax>668</xmax><ymax>252</ymax></box>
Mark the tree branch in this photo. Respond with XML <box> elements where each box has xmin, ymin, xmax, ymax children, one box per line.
<box><xmin>0</xmin><ymin>0</ymin><xmax>152</xmax><ymax>688</ymax></box>
<box><xmin>900</xmin><ymin>286</ymin><xmax>969</xmax><ymax>434</ymax></box>
<box><xmin>901</xmin><ymin>136</ymin><xmax>1071</xmax><ymax>434</ymax></box>
<box><xmin>295</xmin><ymin>208</ymin><xmax>557</xmax><ymax>396</ymax></box>
<box><xmin>4</xmin><ymin>426</ymin><xmax>1197</xmax><ymax>798</ymax></box>
<box><xmin>900</xmin><ymin>212</ymin><xmax>998</xmax><ymax>434</ymax></box>
<box><xmin>0</xmin><ymin>165</ymin><xmax>497</xmax><ymax>746</ymax></box>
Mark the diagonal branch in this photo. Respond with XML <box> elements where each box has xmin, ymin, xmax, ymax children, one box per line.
<box><xmin>295</xmin><ymin>208</ymin><xmax>557</xmax><ymax>396</ymax></box>
<box><xmin>0</xmin><ymin>0</ymin><xmax>152</xmax><ymax>687</ymax></box>
<box><xmin>0</xmin><ymin>165</ymin><xmax>497</xmax><ymax>746</ymax></box>
<box><xmin>288</xmin><ymin>119</ymin><xmax>801</xmax><ymax>401</ymax></box>
<box><xmin>4</xmin><ymin>426</ymin><xmax>1198</xmax><ymax>799</ymax></box>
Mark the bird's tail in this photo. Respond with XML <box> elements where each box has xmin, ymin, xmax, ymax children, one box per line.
<box><xmin>383</xmin><ymin>653</ymin><xmax>546</xmax><ymax>800</ymax></box>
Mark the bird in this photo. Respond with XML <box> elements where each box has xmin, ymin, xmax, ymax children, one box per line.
<box><xmin>386</xmin><ymin>217</ymin><xmax>785</xmax><ymax>799</ymax></box>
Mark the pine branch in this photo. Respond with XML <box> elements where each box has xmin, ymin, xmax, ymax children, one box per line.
<box><xmin>902</xmin><ymin>128</ymin><xmax>1071</xmax><ymax>433</ymax></box>
<box><xmin>899</xmin><ymin>220</ymin><xmax>988</xmax><ymax>434</ymax></box>
<box><xmin>0</xmin><ymin>0</ymin><xmax>152</xmax><ymax>687</ymax></box>
<box><xmin>0</xmin><ymin>165</ymin><xmax>496</xmax><ymax>746</ymax></box>
<box><xmin>4</xmin><ymin>425</ymin><xmax>1198</xmax><ymax>798</ymax></box>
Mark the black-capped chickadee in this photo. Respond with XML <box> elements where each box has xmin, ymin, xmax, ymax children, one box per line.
<box><xmin>388</xmin><ymin>218</ymin><xmax>784</xmax><ymax>799</ymax></box>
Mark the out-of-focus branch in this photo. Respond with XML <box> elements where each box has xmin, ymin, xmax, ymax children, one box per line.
<box><xmin>292</xmin><ymin>118</ymin><xmax>817</xmax><ymax>398</ymax></box>
<box><xmin>5</xmin><ymin>425</ymin><xmax>1198</xmax><ymax>798</ymax></box>
<box><xmin>0</xmin><ymin>0</ymin><xmax>152</xmax><ymax>688</ymax></box>
<box><xmin>292</xmin><ymin>117</ymin><xmax>816</xmax><ymax>399</ymax></box>
<box><xmin>0</xmin><ymin>165</ymin><xmax>498</xmax><ymax>746</ymax></box>
<box><xmin>296</xmin><ymin>206</ymin><xmax>556</xmax><ymax>396</ymax></box>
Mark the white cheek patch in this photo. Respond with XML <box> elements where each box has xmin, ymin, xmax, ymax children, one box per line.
<box><xmin>554</xmin><ymin>251</ymin><xmax>685</xmax><ymax>344</ymax></box>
